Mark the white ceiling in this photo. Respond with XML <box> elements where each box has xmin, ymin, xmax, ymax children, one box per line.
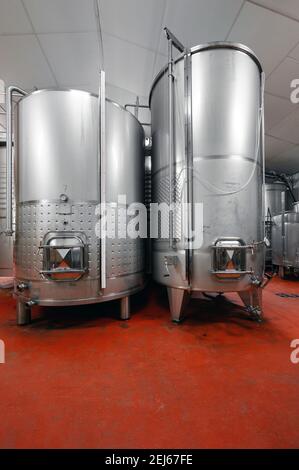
<box><xmin>0</xmin><ymin>0</ymin><xmax>299</xmax><ymax>173</ymax></box>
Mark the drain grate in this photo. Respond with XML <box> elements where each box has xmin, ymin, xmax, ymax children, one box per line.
<box><xmin>276</xmin><ymin>293</ymin><xmax>299</xmax><ymax>298</ymax></box>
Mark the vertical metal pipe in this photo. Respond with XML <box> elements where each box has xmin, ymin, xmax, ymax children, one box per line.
<box><xmin>184</xmin><ymin>50</ymin><xmax>193</xmax><ymax>285</ymax></box>
<box><xmin>281</xmin><ymin>191</ymin><xmax>286</xmax><ymax>263</ymax></box>
<box><xmin>99</xmin><ymin>71</ymin><xmax>106</xmax><ymax>289</ymax></box>
<box><xmin>5</xmin><ymin>85</ymin><xmax>26</xmax><ymax>235</ymax></box>
<box><xmin>134</xmin><ymin>96</ymin><xmax>139</xmax><ymax>119</ymax></box>
<box><xmin>167</xmin><ymin>38</ymin><xmax>174</xmax><ymax>249</ymax></box>
<box><xmin>260</xmin><ymin>72</ymin><xmax>266</xmax><ymax>253</ymax></box>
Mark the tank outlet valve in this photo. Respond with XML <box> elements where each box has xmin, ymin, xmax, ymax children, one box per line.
<box><xmin>264</xmin><ymin>237</ymin><xmax>270</xmax><ymax>247</ymax></box>
<box><xmin>59</xmin><ymin>193</ymin><xmax>68</xmax><ymax>203</ymax></box>
<box><xmin>250</xmin><ymin>276</ymin><xmax>262</xmax><ymax>287</ymax></box>
<box><xmin>164</xmin><ymin>255</ymin><xmax>178</xmax><ymax>277</ymax></box>
<box><xmin>16</xmin><ymin>282</ymin><xmax>29</xmax><ymax>292</ymax></box>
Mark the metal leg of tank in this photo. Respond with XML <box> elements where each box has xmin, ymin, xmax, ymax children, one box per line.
<box><xmin>120</xmin><ymin>296</ymin><xmax>130</xmax><ymax>320</ymax></box>
<box><xmin>278</xmin><ymin>266</ymin><xmax>286</xmax><ymax>279</ymax></box>
<box><xmin>238</xmin><ymin>287</ymin><xmax>263</xmax><ymax>322</ymax></box>
<box><xmin>167</xmin><ymin>288</ymin><xmax>189</xmax><ymax>323</ymax></box>
<box><xmin>16</xmin><ymin>300</ymin><xmax>31</xmax><ymax>326</ymax></box>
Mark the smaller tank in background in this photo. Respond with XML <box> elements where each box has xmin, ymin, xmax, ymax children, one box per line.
<box><xmin>265</xmin><ymin>181</ymin><xmax>291</xmax><ymax>219</ymax></box>
<box><xmin>5</xmin><ymin>78</ymin><xmax>146</xmax><ymax>325</ymax></box>
<box><xmin>272</xmin><ymin>202</ymin><xmax>299</xmax><ymax>279</ymax></box>
<box><xmin>264</xmin><ymin>181</ymin><xmax>291</xmax><ymax>271</ymax></box>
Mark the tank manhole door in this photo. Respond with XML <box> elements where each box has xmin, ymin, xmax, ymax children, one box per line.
<box><xmin>211</xmin><ymin>238</ymin><xmax>251</xmax><ymax>279</ymax></box>
<box><xmin>40</xmin><ymin>232</ymin><xmax>87</xmax><ymax>281</ymax></box>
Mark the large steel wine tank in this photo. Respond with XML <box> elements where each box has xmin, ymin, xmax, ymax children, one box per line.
<box><xmin>150</xmin><ymin>41</ymin><xmax>265</xmax><ymax>321</ymax></box>
<box><xmin>7</xmin><ymin>87</ymin><xmax>145</xmax><ymax>324</ymax></box>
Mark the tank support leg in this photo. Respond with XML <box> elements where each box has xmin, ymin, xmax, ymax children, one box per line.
<box><xmin>16</xmin><ymin>300</ymin><xmax>31</xmax><ymax>326</ymax></box>
<box><xmin>120</xmin><ymin>296</ymin><xmax>130</xmax><ymax>320</ymax></box>
<box><xmin>238</xmin><ymin>287</ymin><xmax>263</xmax><ymax>322</ymax></box>
<box><xmin>278</xmin><ymin>266</ymin><xmax>285</xmax><ymax>279</ymax></box>
<box><xmin>167</xmin><ymin>287</ymin><xmax>189</xmax><ymax>323</ymax></box>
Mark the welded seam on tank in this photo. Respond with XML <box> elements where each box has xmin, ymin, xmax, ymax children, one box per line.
<box><xmin>193</xmin><ymin>155</ymin><xmax>262</xmax><ymax>164</ymax></box>
<box><xmin>109</xmin><ymin>270</ymin><xmax>146</xmax><ymax>280</ymax></box>
<box><xmin>17</xmin><ymin>201</ymin><xmax>139</xmax><ymax>208</ymax></box>
<box><xmin>151</xmin><ymin>156</ymin><xmax>262</xmax><ymax>177</ymax></box>
<box><xmin>17</xmin><ymin>200</ymin><xmax>100</xmax><ymax>206</ymax></box>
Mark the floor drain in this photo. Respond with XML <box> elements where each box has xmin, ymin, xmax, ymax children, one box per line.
<box><xmin>276</xmin><ymin>293</ymin><xmax>299</xmax><ymax>298</ymax></box>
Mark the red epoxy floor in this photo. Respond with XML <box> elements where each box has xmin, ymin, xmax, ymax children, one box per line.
<box><xmin>0</xmin><ymin>277</ymin><xmax>298</xmax><ymax>449</ymax></box>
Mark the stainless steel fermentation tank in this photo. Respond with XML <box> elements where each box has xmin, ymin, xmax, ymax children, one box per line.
<box><xmin>272</xmin><ymin>202</ymin><xmax>299</xmax><ymax>277</ymax></box>
<box><xmin>150</xmin><ymin>31</ymin><xmax>266</xmax><ymax>321</ymax></box>
<box><xmin>5</xmin><ymin>77</ymin><xmax>145</xmax><ymax>325</ymax></box>
<box><xmin>265</xmin><ymin>182</ymin><xmax>290</xmax><ymax>218</ymax></box>
<box><xmin>264</xmin><ymin>181</ymin><xmax>290</xmax><ymax>268</ymax></box>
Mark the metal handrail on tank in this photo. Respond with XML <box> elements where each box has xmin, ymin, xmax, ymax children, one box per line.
<box><xmin>5</xmin><ymin>85</ymin><xmax>27</xmax><ymax>235</ymax></box>
<box><xmin>99</xmin><ymin>71</ymin><xmax>106</xmax><ymax>290</ymax></box>
<box><xmin>164</xmin><ymin>27</ymin><xmax>186</xmax><ymax>249</ymax></box>
<box><xmin>184</xmin><ymin>48</ymin><xmax>194</xmax><ymax>283</ymax></box>
<box><xmin>261</xmin><ymin>72</ymin><xmax>266</xmax><ymax>249</ymax></box>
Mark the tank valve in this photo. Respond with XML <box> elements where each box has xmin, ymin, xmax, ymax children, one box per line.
<box><xmin>164</xmin><ymin>255</ymin><xmax>178</xmax><ymax>277</ymax></box>
<box><xmin>264</xmin><ymin>237</ymin><xmax>270</xmax><ymax>247</ymax></box>
<box><xmin>26</xmin><ymin>300</ymin><xmax>37</xmax><ymax>307</ymax></box>
<box><xmin>60</xmin><ymin>193</ymin><xmax>68</xmax><ymax>202</ymax></box>
<box><xmin>250</xmin><ymin>276</ymin><xmax>262</xmax><ymax>287</ymax></box>
<box><xmin>17</xmin><ymin>282</ymin><xmax>29</xmax><ymax>292</ymax></box>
